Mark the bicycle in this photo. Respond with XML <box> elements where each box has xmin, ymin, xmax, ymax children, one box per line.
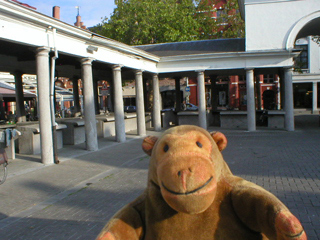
<box><xmin>0</xmin><ymin>149</ymin><xmax>8</xmax><ymax>185</ymax></box>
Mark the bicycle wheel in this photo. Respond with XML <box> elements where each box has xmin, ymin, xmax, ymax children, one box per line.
<box><xmin>0</xmin><ymin>162</ymin><xmax>8</xmax><ymax>185</ymax></box>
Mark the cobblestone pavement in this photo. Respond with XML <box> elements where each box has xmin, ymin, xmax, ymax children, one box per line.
<box><xmin>0</xmin><ymin>114</ymin><xmax>319</xmax><ymax>239</ymax></box>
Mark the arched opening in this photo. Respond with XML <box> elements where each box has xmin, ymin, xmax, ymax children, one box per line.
<box><xmin>287</xmin><ymin>11</ymin><xmax>320</xmax><ymax>122</ymax></box>
<box><xmin>286</xmin><ymin>11</ymin><xmax>320</xmax><ymax>50</ymax></box>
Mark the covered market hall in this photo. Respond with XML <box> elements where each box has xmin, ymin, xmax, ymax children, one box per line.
<box><xmin>0</xmin><ymin>0</ymin><xmax>319</xmax><ymax>164</ymax></box>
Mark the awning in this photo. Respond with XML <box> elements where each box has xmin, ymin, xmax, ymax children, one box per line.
<box><xmin>0</xmin><ymin>87</ymin><xmax>35</xmax><ymax>98</ymax></box>
<box><xmin>55</xmin><ymin>86</ymin><xmax>74</xmax><ymax>101</ymax></box>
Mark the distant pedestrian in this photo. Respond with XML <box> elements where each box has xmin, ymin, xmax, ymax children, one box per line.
<box><xmin>181</xmin><ymin>101</ymin><xmax>187</xmax><ymax>111</ymax></box>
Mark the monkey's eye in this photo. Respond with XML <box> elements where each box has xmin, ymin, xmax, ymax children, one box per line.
<box><xmin>163</xmin><ymin>144</ymin><xmax>169</xmax><ymax>152</ymax></box>
<box><xmin>196</xmin><ymin>141</ymin><xmax>202</xmax><ymax>148</ymax></box>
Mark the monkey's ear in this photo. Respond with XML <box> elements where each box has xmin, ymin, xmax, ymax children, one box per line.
<box><xmin>210</xmin><ymin>131</ymin><xmax>227</xmax><ymax>151</ymax></box>
<box><xmin>142</xmin><ymin>136</ymin><xmax>158</xmax><ymax>156</ymax></box>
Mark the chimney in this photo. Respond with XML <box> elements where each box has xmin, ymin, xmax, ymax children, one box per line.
<box><xmin>53</xmin><ymin>6</ymin><xmax>60</xmax><ymax>19</ymax></box>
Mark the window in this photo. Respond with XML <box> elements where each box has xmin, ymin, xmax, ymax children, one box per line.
<box><xmin>263</xmin><ymin>74</ymin><xmax>274</xmax><ymax>84</ymax></box>
<box><xmin>295</xmin><ymin>45</ymin><xmax>308</xmax><ymax>70</ymax></box>
<box><xmin>238</xmin><ymin>75</ymin><xmax>245</xmax><ymax>81</ymax></box>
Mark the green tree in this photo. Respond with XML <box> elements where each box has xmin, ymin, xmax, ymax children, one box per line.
<box><xmin>195</xmin><ymin>0</ymin><xmax>245</xmax><ymax>39</ymax></box>
<box><xmin>91</xmin><ymin>0</ymin><xmax>199</xmax><ymax>45</ymax></box>
<box><xmin>90</xmin><ymin>0</ymin><xmax>245</xmax><ymax>45</ymax></box>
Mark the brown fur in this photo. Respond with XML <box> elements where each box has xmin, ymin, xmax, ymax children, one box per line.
<box><xmin>97</xmin><ymin>125</ymin><xmax>307</xmax><ymax>240</ymax></box>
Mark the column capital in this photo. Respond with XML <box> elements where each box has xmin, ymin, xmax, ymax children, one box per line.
<box><xmin>195</xmin><ymin>70</ymin><xmax>205</xmax><ymax>74</ymax></box>
<box><xmin>135</xmin><ymin>69</ymin><xmax>144</xmax><ymax>75</ymax></box>
<box><xmin>245</xmin><ymin>68</ymin><xmax>254</xmax><ymax>71</ymax></box>
<box><xmin>112</xmin><ymin>64</ymin><xmax>123</xmax><ymax>71</ymax></box>
<box><xmin>36</xmin><ymin>46</ymin><xmax>50</xmax><ymax>57</ymax></box>
<box><xmin>80</xmin><ymin>57</ymin><xmax>95</xmax><ymax>65</ymax></box>
<box><xmin>152</xmin><ymin>73</ymin><xmax>159</xmax><ymax>81</ymax></box>
<box><xmin>283</xmin><ymin>66</ymin><xmax>294</xmax><ymax>72</ymax></box>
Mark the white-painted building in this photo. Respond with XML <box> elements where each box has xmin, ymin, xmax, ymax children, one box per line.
<box><xmin>239</xmin><ymin>0</ymin><xmax>319</xmax><ymax>114</ymax></box>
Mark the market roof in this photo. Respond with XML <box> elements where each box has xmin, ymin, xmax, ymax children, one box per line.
<box><xmin>0</xmin><ymin>81</ymin><xmax>35</xmax><ymax>98</ymax></box>
<box><xmin>134</xmin><ymin>38</ymin><xmax>245</xmax><ymax>57</ymax></box>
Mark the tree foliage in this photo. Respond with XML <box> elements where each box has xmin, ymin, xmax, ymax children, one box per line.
<box><xmin>195</xmin><ymin>0</ymin><xmax>245</xmax><ymax>40</ymax></box>
<box><xmin>90</xmin><ymin>0</ymin><xmax>245</xmax><ymax>45</ymax></box>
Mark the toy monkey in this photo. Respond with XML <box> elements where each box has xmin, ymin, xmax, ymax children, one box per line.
<box><xmin>97</xmin><ymin>125</ymin><xmax>306</xmax><ymax>240</ymax></box>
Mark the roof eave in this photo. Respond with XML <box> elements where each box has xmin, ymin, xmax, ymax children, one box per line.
<box><xmin>159</xmin><ymin>49</ymin><xmax>299</xmax><ymax>62</ymax></box>
<box><xmin>90</xmin><ymin>34</ymin><xmax>160</xmax><ymax>62</ymax></box>
<box><xmin>2</xmin><ymin>0</ymin><xmax>160</xmax><ymax>63</ymax></box>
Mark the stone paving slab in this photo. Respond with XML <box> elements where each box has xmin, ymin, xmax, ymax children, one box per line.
<box><xmin>0</xmin><ymin>156</ymin><xmax>149</xmax><ymax>240</ymax></box>
<box><xmin>0</xmin><ymin>131</ymin><xmax>162</xmax><ymax>225</ymax></box>
<box><xmin>0</xmin><ymin>118</ymin><xmax>319</xmax><ymax>239</ymax></box>
<box><xmin>221</xmin><ymin>130</ymin><xmax>320</xmax><ymax>239</ymax></box>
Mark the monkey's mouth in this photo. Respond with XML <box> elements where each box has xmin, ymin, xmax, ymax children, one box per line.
<box><xmin>161</xmin><ymin>177</ymin><xmax>213</xmax><ymax>196</ymax></box>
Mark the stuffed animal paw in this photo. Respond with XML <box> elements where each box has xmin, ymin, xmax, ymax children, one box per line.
<box><xmin>275</xmin><ymin>210</ymin><xmax>307</xmax><ymax>240</ymax></box>
<box><xmin>97</xmin><ymin>232</ymin><xmax>115</xmax><ymax>240</ymax></box>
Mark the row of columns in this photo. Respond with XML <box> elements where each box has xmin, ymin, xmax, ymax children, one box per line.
<box><xmin>36</xmin><ymin>48</ymin><xmax>97</xmax><ymax>164</ymax></box>
<box><xmin>15</xmin><ymin>46</ymin><xmax>296</xmax><ymax>164</ymax></box>
<box><xmin>193</xmin><ymin>68</ymin><xmax>295</xmax><ymax>132</ymax></box>
<box><xmin>33</xmin><ymin>47</ymin><xmax>162</xmax><ymax>164</ymax></box>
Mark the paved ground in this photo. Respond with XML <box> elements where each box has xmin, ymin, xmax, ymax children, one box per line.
<box><xmin>0</xmin><ymin>114</ymin><xmax>319</xmax><ymax>240</ymax></box>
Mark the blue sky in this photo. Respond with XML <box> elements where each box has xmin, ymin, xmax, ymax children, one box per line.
<box><xmin>24</xmin><ymin>0</ymin><xmax>116</xmax><ymax>27</ymax></box>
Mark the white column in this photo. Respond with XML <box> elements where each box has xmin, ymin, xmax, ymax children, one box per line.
<box><xmin>113</xmin><ymin>65</ymin><xmax>126</xmax><ymax>142</ymax></box>
<box><xmin>135</xmin><ymin>70</ymin><xmax>146</xmax><ymax>136</ymax></box>
<box><xmin>246</xmin><ymin>68</ymin><xmax>256</xmax><ymax>131</ymax></box>
<box><xmin>81</xmin><ymin>57</ymin><xmax>98</xmax><ymax>151</ymax></box>
<box><xmin>312</xmin><ymin>82</ymin><xmax>318</xmax><ymax>114</ymax></box>
<box><xmin>197</xmin><ymin>70</ymin><xmax>207</xmax><ymax>129</ymax></box>
<box><xmin>284</xmin><ymin>67</ymin><xmax>294</xmax><ymax>131</ymax></box>
<box><xmin>36</xmin><ymin>47</ymin><xmax>53</xmax><ymax>165</ymax></box>
<box><xmin>152</xmin><ymin>74</ymin><xmax>161</xmax><ymax>131</ymax></box>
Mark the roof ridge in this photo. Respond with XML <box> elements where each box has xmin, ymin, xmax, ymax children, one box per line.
<box><xmin>135</xmin><ymin>38</ymin><xmax>245</xmax><ymax>47</ymax></box>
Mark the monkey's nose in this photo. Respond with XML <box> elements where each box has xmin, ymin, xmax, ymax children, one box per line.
<box><xmin>177</xmin><ymin>169</ymin><xmax>192</xmax><ymax>191</ymax></box>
